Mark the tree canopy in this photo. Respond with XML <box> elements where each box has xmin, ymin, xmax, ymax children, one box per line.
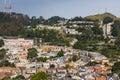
<box><xmin>103</xmin><ymin>16</ymin><xmax>113</xmax><ymax>24</ymax></box>
<box><xmin>57</xmin><ymin>49</ymin><xmax>64</xmax><ymax>57</ymax></box>
<box><xmin>13</xmin><ymin>75</ymin><xmax>25</xmax><ymax>80</ymax></box>
<box><xmin>30</xmin><ymin>72</ymin><xmax>49</xmax><ymax>80</ymax></box>
<box><xmin>0</xmin><ymin>12</ymin><xmax>30</xmax><ymax>36</ymax></box>
<box><xmin>27</xmin><ymin>48</ymin><xmax>38</xmax><ymax>60</ymax></box>
<box><xmin>0</xmin><ymin>39</ymin><xmax>4</xmax><ymax>47</ymax></box>
<box><xmin>72</xmin><ymin>55</ymin><xmax>79</xmax><ymax>62</ymax></box>
<box><xmin>2</xmin><ymin>76</ymin><xmax>11</xmax><ymax>80</ymax></box>
<box><xmin>0</xmin><ymin>49</ymin><xmax>6</xmax><ymax>60</ymax></box>
<box><xmin>112</xmin><ymin>62</ymin><xmax>120</xmax><ymax>77</ymax></box>
<box><xmin>111</xmin><ymin>20</ymin><xmax>120</xmax><ymax>37</ymax></box>
<box><xmin>37</xmin><ymin>57</ymin><xmax>47</xmax><ymax>62</ymax></box>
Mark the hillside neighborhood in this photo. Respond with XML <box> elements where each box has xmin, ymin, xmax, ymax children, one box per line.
<box><xmin>0</xmin><ymin>37</ymin><xmax>118</xmax><ymax>80</ymax></box>
<box><xmin>0</xmin><ymin>12</ymin><xmax>120</xmax><ymax>80</ymax></box>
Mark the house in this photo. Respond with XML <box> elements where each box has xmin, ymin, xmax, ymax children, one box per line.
<box><xmin>86</xmin><ymin>66</ymin><xmax>94</xmax><ymax>73</ymax></box>
<box><xmin>67</xmin><ymin>68</ymin><xmax>77</xmax><ymax>76</ymax></box>
<box><xmin>64</xmin><ymin>28</ymin><xmax>79</xmax><ymax>34</ymax></box>
<box><xmin>40</xmin><ymin>52</ymin><xmax>57</xmax><ymax>58</ymax></box>
<box><xmin>81</xmin><ymin>56</ymin><xmax>90</xmax><ymax>63</ymax></box>
<box><xmin>3</xmin><ymin>38</ymin><xmax>33</xmax><ymax>50</ymax></box>
<box><xmin>57</xmin><ymin>68</ymin><xmax>67</xmax><ymax>77</ymax></box>
<box><xmin>97</xmin><ymin>76</ymin><xmax>106</xmax><ymax>80</ymax></box>
<box><xmin>15</xmin><ymin>62</ymin><xmax>27</xmax><ymax>68</ymax></box>
<box><xmin>0</xmin><ymin>67</ymin><xmax>21</xmax><ymax>75</ymax></box>
<box><xmin>35</xmin><ymin>63</ymin><xmax>43</xmax><ymax>68</ymax></box>
<box><xmin>102</xmin><ymin>58</ymin><xmax>109</xmax><ymax>64</ymax></box>
<box><xmin>47</xmin><ymin>68</ymin><xmax>57</xmax><ymax>74</ymax></box>
<box><xmin>89</xmin><ymin>52</ymin><xmax>106</xmax><ymax>62</ymax></box>
<box><xmin>40</xmin><ymin>45</ymin><xmax>64</xmax><ymax>52</ymax></box>
<box><xmin>72</xmin><ymin>76</ymin><xmax>84</xmax><ymax>80</ymax></box>
<box><xmin>93</xmin><ymin>66</ymin><xmax>102</xmax><ymax>73</ymax></box>
<box><xmin>70</xmin><ymin>38</ymin><xmax>78</xmax><ymax>46</ymax></box>
<box><xmin>85</xmin><ymin>75</ymin><xmax>95</xmax><ymax>80</ymax></box>
<box><xmin>26</xmin><ymin>68</ymin><xmax>36</xmax><ymax>74</ymax></box>
<box><xmin>81</xmin><ymin>51</ymin><xmax>89</xmax><ymax>56</ymax></box>
<box><xmin>26</xmin><ymin>63</ymin><xmax>36</xmax><ymax>68</ymax></box>
<box><xmin>78</xmin><ymin>67</ymin><xmax>87</xmax><ymax>76</ymax></box>
<box><xmin>42</xmin><ymin>62</ymin><xmax>50</xmax><ymax>69</ymax></box>
<box><xmin>37</xmin><ymin>68</ymin><xmax>47</xmax><ymax>72</ymax></box>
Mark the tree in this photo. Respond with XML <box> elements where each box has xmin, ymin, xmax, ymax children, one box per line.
<box><xmin>0</xmin><ymin>49</ymin><xmax>6</xmax><ymax>60</ymax></box>
<box><xmin>13</xmin><ymin>75</ymin><xmax>25</xmax><ymax>80</ymax></box>
<box><xmin>0</xmin><ymin>60</ymin><xmax>15</xmax><ymax>67</ymax></box>
<box><xmin>103</xmin><ymin>17</ymin><xmax>113</xmax><ymax>24</ymax></box>
<box><xmin>104</xmin><ymin>37</ymin><xmax>110</xmax><ymax>44</ymax></box>
<box><xmin>57</xmin><ymin>49</ymin><xmax>64</xmax><ymax>57</ymax></box>
<box><xmin>37</xmin><ymin>57</ymin><xmax>47</xmax><ymax>62</ymax></box>
<box><xmin>72</xmin><ymin>55</ymin><xmax>79</xmax><ymax>62</ymax></box>
<box><xmin>112</xmin><ymin>62</ymin><xmax>120</xmax><ymax>77</ymax></box>
<box><xmin>115</xmin><ymin>36</ymin><xmax>120</xmax><ymax>48</ymax></box>
<box><xmin>73</xmin><ymin>41</ymin><xmax>87</xmax><ymax>50</ymax></box>
<box><xmin>111</xmin><ymin>20</ymin><xmax>120</xmax><ymax>37</ymax></box>
<box><xmin>85</xmin><ymin>61</ymin><xmax>99</xmax><ymax>66</ymax></box>
<box><xmin>38</xmin><ymin>16</ymin><xmax>45</xmax><ymax>24</ymax></box>
<box><xmin>64</xmin><ymin>64</ymin><xmax>70</xmax><ymax>69</ymax></box>
<box><xmin>81</xmin><ymin>28</ymin><xmax>94</xmax><ymax>41</ymax></box>
<box><xmin>0</xmin><ymin>39</ymin><xmax>4</xmax><ymax>47</ymax></box>
<box><xmin>30</xmin><ymin>72</ymin><xmax>49</xmax><ymax>80</ymax></box>
<box><xmin>68</xmin><ymin>57</ymin><xmax>72</xmax><ymax>62</ymax></box>
<box><xmin>27</xmin><ymin>48</ymin><xmax>38</xmax><ymax>61</ymax></box>
<box><xmin>2</xmin><ymin>76</ymin><xmax>11</xmax><ymax>80</ymax></box>
<box><xmin>43</xmin><ymin>16</ymin><xmax>65</xmax><ymax>26</ymax></box>
<box><xmin>31</xmin><ymin>16</ymin><xmax>38</xmax><ymax>28</ymax></box>
<box><xmin>0</xmin><ymin>12</ymin><xmax>30</xmax><ymax>36</ymax></box>
<box><xmin>92</xmin><ymin>26</ymin><xmax>103</xmax><ymax>35</ymax></box>
<box><xmin>50</xmin><ymin>64</ymin><xmax>55</xmax><ymax>68</ymax></box>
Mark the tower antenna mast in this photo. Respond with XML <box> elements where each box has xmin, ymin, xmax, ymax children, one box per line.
<box><xmin>4</xmin><ymin>0</ymin><xmax>12</xmax><ymax>14</ymax></box>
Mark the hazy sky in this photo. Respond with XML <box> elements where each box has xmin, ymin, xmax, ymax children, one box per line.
<box><xmin>0</xmin><ymin>0</ymin><xmax>120</xmax><ymax>18</ymax></box>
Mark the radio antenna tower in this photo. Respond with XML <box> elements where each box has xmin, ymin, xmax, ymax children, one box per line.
<box><xmin>4</xmin><ymin>0</ymin><xmax>12</xmax><ymax>13</ymax></box>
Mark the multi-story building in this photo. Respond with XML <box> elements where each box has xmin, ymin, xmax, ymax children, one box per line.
<box><xmin>3</xmin><ymin>38</ymin><xmax>33</xmax><ymax>50</ymax></box>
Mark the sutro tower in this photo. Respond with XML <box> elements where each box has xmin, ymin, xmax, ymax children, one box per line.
<box><xmin>4</xmin><ymin>0</ymin><xmax>12</xmax><ymax>13</ymax></box>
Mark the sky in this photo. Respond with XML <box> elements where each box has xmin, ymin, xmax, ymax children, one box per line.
<box><xmin>0</xmin><ymin>0</ymin><xmax>120</xmax><ymax>19</ymax></box>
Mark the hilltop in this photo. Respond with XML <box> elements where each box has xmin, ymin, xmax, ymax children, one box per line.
<box><xmin>85</xmin><ymin>12</ymin><xmax>118</xmax><ymax>21</ymax></box>
<box><xmin>0</xmin><ymin>12</ymin><xmax>30</xmax><ymax>36</ymax></box>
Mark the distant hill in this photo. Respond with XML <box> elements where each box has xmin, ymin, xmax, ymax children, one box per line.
<box><xmin>85</xmin><ymin>12</ymin><xmax>118</xmax><ymax>21</ymax></box>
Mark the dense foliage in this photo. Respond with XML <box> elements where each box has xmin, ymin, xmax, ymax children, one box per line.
<box><xmin>0</xmin><ymin>39</ymin><xmax>4</xmax><ymax>47</ymax></box>
<box><xmin>85</xmin><ymin>61</ymin><xmax>100</xmax><ymax>66</ymax></box>
<box><xmin>111</xmin><ymin>20</ymin><xmax>120</xmax><ymax>37</ymax></box>
<box><xmin>27</xmin><ymin>48</ymin><xmax>38</xmax><ymax>60</ymax></box>
<box><xmin>73</xmin><ymin>22</ymin><xmax>103</xmax><ymax>50</ymax></box>
<box><xmin>0</xmin><ymin>49</ymin><xmax>6</xmax><ymax>60</ymax></box>
<box><xmin>0</xmin><ymin>12</ymin><xmax>30</xmax><ymax>36</ymax></box>
<box><xmin>103</xmin><ymin>16</ymin><xmax>113</xmax><ymax>24</ymax></box>
<box><xmin>72</xmin><ymin>55</ymin><xmax>79</xmax><ymax>62</ymax></box>
<box><xmin>30</xmin><ymin>72</ymin><xmax>49</xmax><ymax>80</ymax></box>
<box><xmin>13</xmin><ymin>75</ymin><xmax>25</xmax><ymax>80</ymax></box>
<box><xmin>2</xmin><ymin>77</ymin><xmax>11</xmax><ymax>80</ymax></box>
<box><xmin>57</xmin><ymin>49</ymin><xmax>64</xmax><ymax>57</ymax></box>
<box><xmin>112</xmin><ymin>62</ymin><xmax>120</xmax><ymax>77</ymax></box>
<box><xmin>37</xmin><ymin>57</ymin><xmax>47</xmax><ymax>62</ymax></box>
<box><xmin>43</xmin><ymin>16</ymin><xmax>66</xmax><ymax>26</ymax></box>
<box><xmin>0</xmin><ymin>60</ymin><xmax>15</xmax><ymax>67</ymax></box>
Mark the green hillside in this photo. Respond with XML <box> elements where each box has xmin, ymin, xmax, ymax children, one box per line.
<box><xmin>85</xmin><ymin>12</ymin><xmax>118</xmax><ymax>21</ymax></box>
<box><xmin>0</xmin><ymin>12</ymin><xmax>30</xmax><ymax>36</ymax></box>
